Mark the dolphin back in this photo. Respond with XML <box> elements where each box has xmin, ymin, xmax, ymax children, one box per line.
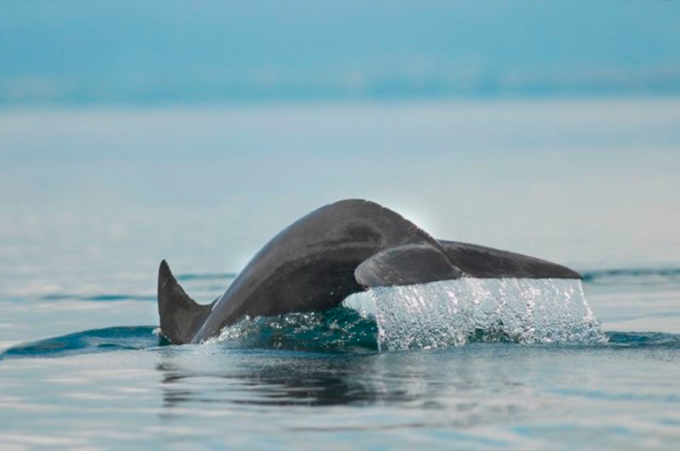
<box><xmin>186</xmin><ymin>199</ymin><xmax>457</xmax><ymax>344</ymax></box>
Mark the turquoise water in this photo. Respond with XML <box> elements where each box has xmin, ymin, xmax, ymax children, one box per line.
<box><xmin>1</xmin><ymin>98</ymin><xmax>680</xmax><ymax>450</ymax></box>
<box><xmin>3</xmin><ymin>1</ymin><xmax>680</xmax><ymax>105</ymax></box>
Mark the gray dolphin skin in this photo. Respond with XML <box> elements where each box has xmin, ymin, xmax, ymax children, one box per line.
<box><xmin>158</xmin><ymin>199</ymin><xmax>579</xmax><ymax>345</ymax></box>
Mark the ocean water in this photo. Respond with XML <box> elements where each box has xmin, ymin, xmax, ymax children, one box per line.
<box><xmin>1</xmin><ymin>98</ymin><xmax>680</xmax><ymax>450</ymax></box>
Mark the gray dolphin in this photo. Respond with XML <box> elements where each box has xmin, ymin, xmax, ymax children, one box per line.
<box><xmin>158</xmin><ymin>199</ymin><xmax>579</xmax><ymax>345</ymax></box>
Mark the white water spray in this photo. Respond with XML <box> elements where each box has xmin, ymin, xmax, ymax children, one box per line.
<box><xmin>343</xmin><ymin>278</ymin><xmax>606</xmax><ymax>350</ymax></box>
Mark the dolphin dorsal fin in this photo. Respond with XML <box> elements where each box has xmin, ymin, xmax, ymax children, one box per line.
<box><xmin>157</xmin><ymin>260</ymin><xmax>213</xmax><ymax>344</ymax></box>
<box><xmin>355</xmin><ymin>243</ymin><xmax>462</xmax><ymax>288</ymax></box>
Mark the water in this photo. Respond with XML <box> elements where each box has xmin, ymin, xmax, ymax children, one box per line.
<box><xmin>3</xmin><ymin>1</ymin><xmax>680</xmax><ymax>105</ymax></box>
<box><xmin>1</xmin><ymin>98</ymin><xmax>680</xmax><ymax>450</ymax></box>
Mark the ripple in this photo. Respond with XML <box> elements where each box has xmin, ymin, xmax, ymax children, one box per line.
<box><xmin>0</xmin><ymin>326</ymin><xmax>160</xmax><ymax>360</ymax></box>
<box><xmin>581</xmin><ymin>267</ymin><xmax>680</xmax><ymax>285</ymax></box>
<box><xmin>606</xmin><ymin>331</ymin><xmax>680</xmax><ymax>348</ymax></box>
<box><xmin>176</xmin><ymin>273</ymin><xmax>237</xmax><ymax>282</ymax></box>
<box><xmin>40</xmin><ymin>294</ymin><xmax>155</xmax><ymax>302</ymax></box>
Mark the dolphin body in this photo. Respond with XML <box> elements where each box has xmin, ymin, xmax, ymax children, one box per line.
<box><xmin>158</xmin><ymin>199</ymin><xmax>579</xmax><ymax>345</ymax></box>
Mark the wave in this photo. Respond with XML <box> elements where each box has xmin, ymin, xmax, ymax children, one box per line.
<box><xmin>0</xmin><ymin>326</ymin><xmax>159</xmax><ymax>360</ymax></box>
<box><xmin>580</xmin><ymin>267</ymin><xmax>680</xmax><ymax>285</ymax></box>
<box><xmin>606</xmin><ymin>331</ymin><xmax>680</xmax><ymax>348</ymax></box>
<box><xmin>40</xmin><ymin>294</ymin><xmax>156</xmax><ymax>302</ymax></box>
<box><xmin>3</xmin><ymin>323</ymin><xmax>679</xmax><ymax>361</ymax></box>
<box><xmin>176</xmin><ymin>272</ymin><xmax>237</xmax><ymax>282</ymax></box>
<box><xmin>3</xmin><ymin>273</ymin><xmax>677</xmax><ymax>359</ymax></box>
<box><xmin>0</xmin><ymin>277</ymin><xmax>609</xmax><ymax>358</ymax></box>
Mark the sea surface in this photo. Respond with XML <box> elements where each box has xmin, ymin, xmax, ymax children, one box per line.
<box><xmin>1</xmin><ymin>97</ymin><xmax>680</xmax><ymax>450</ymax></box>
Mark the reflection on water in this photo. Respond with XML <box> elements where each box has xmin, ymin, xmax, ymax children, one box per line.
<box><xmin>154</xmin><ymin>345</ymin><xmax>538</xmax><ymax>430</ymax></box>
<box><xmin>157</xmin><ymin>353</ymin><xmax>394</xmax><ymax>408</ymax></box>
<box><xmin>1</xmin><ymin>317</ymin><xmax>680</xmax><ymax>449</ymax></box>
<box><xmin>149</xmin><ymin>339</ymin><xmax>680</xmax><ymax>447</ymax></box>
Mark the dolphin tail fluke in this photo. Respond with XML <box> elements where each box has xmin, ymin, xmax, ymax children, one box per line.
<box><xmin>355</xmin><ymin>243</ymin><xmax>462</xmax><ymax>288</ymax></box>
<box><xmin>157</xmin><ymin>260</ymin><xmax>213</xmax><ymax>345</ymax></box>
<box><xmin>438</xmin><ymin>241</ymin><xmax>581</xmax><ymax>279</ymax></box>
<box><xmin>353</xmin><ymin>240</ymin><xmax>581</xmax><ymax>288</ymax></box>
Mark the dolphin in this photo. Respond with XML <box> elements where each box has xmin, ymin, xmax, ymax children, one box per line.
<box><xmin>158</xmin><ymin>199</ymin><xmax>579</xmax><ymax>345</ymax></box>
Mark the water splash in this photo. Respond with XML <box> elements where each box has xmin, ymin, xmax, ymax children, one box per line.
<box><xmin>343</xmin><ymin>278</ymin><xmax>606</xmax><ymax>351</ymax></box>
<box><xmin>2</xmin><ymin>279</ymin><xmax>610</xmax><ymax>358</ymax></box>
<box><xmin>206</xmin><ymin>307</ymin><xmax>378</xmax><ymax>352</ymax></box>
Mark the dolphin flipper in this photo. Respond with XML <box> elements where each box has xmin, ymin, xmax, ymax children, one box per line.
<box><xmin>158</xmin><ymin>260</ymin><xmax>215</xmax><ymax>344</ymax></box>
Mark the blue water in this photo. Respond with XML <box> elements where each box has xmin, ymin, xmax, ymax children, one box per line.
<box><xmin>2</xmin><ymin>1</ymin><xmax>680</xmax><ymax>105</ymax></box>
<box><xmin>1</xmin><ymin>98</ymin><xmax>680</xmax><ymax>450</ymax></box>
